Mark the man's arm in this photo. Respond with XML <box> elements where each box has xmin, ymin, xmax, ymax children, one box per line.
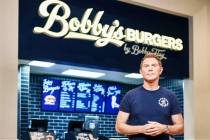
<box><xmin>146</xmin><ymin>113</ymin><xmax>184</xmax><ymax>136</ymax></box>
<box><xmin>115</xmin><ymin>111</ymin><xmax>146</xmax><ymax>136</ymax></box>
<box><xmin>116</xmin><ymin>111</ymin><xmax>184</xmax><ymax>136</ymax></box>
<box><xmin>165</xmin><ymin>113</ymin><xmax>184</xmax><ymax>135</ymax></box>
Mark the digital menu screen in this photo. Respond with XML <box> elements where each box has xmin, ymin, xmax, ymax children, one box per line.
<box><xmin>75</xmin><ymin>82</ymin><xmax>92</xmax><ymax>112</ymax></box>
<box><xmin>91</xmin><ymin>84</ymin><xmax>106</xmax><ymax>113</ymax></box>
<box><xmin>41</xmin><ymin>78</ymin><xmax>122</xmax><ymax>114</ymax></box>
<box><xmin>59</xmin><ymin>80</ymin><xmax>76</xmax><ymax>112</ymax></box>
<box><xmin>105</xmin><ymin>85</ymin><xmax>121</xmax><ymax>114</ymax></box>
<box><xmin>41</xmin><ymin>78</ymin><xmax>60</xmax><ymax>111</ymax></box>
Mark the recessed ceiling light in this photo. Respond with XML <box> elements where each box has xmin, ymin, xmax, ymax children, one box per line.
<box><xmin>62</xmin><ymin>69</ymin><xmax>105</xmax><ymax>78</ymax></box>
<box><xmin>124</xmin><ymin>73</ymin><xmax>143</xmax><ymax>79</ymax></box>
<box><xmin>28</xmin><ymin>61</ymin><xmax>55</xmax><ymax>67</ymax></box>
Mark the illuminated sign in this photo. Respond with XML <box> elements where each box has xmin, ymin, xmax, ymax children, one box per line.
<box><xmin>105</xmin><ymin>86</ymin><xmax>121</xmax><ymax>114</ymax></box>
<box><xmin>34</xmin><ymin>0</ymin><xmax>183</xmax><ymax>57</ymax></box>
<box><xmin>75</xmin><ymin>82</ymin><xmax>92</xmax><ymax>112</ymax></box>
<box><xmin>91</xmin><ymin>84</ymin><xmax>106</xmax><ymax>113</ymax></box>
<box><xmin>41</xmin><ymin>78</ymin><xmax>121</xmax><ymax>114</ymax></box>
<box><xmin>42</xmin><ymin>79</ymin><xmax>60</xmax><ymax>111</ymax></box>
<box><xmin>19</xmin><ymin>0</ymin><xmax>189</xmax><ymax>78</ymax></box>
<box><xmin>59</xmin><ymin>80</ymin><xmax>76</xmax><ymax>112</ymax></box>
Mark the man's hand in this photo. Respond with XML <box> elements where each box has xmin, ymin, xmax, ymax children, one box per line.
<box><xmin>142</xmin><ymin>121</ymin><xmax>167</xmax><ymax>136</ymax></box>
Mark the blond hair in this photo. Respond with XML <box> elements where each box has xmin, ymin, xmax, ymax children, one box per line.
<box><xmin>140</xmin><ymin>53</ymin><xmax>162</xmax><ymax>68</ymax></box>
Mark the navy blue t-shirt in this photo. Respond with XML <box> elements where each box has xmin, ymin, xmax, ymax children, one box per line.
<box><xmin>119</xmin><ymin>86</ymin><xmax>181</xmax><ymax>140</ymax></box>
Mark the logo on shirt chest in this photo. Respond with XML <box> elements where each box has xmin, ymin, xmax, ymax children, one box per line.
<box><xmin>158</xmin><ymin>97</ymin><xmax>169</xmax><ymax>107</ymax></box>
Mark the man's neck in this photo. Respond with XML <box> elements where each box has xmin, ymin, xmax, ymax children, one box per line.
<box><xmin>143</xmin><ymin>81</ymin><xmax>160</xmax><ymax>91</ymax></box>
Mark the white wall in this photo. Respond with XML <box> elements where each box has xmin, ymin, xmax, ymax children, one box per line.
<box><xmin>193</xmin><ymin>1</ymin><xmax>210</xmax><ymax>139</ymax></box>
<box><xmin>184</xmin><ymin>80</ymin><xmax>194</xmax><ymax>140</ymax></box>
<box><xmin>0</xmin><ymin>0</ymin><xmax>18</xmax><ymax>139</ymax></box>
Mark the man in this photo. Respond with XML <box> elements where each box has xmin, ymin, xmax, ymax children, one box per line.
<box><xmin>115</xmin><ymin>53</ymin><xmax>184</xmax><ymax>140</ymax></box>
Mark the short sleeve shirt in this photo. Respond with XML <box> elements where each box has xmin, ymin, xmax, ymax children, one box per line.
<box><xmin>119</xmin><ymin>86</ymin><xmax>181</xmax><ymax>140</ymax></box>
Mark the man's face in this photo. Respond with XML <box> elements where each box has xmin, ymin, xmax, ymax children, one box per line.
<box><xmin>140</xmin><ymin>57</ymin><xmax>163</xmax><ymax>82</ymax></box>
